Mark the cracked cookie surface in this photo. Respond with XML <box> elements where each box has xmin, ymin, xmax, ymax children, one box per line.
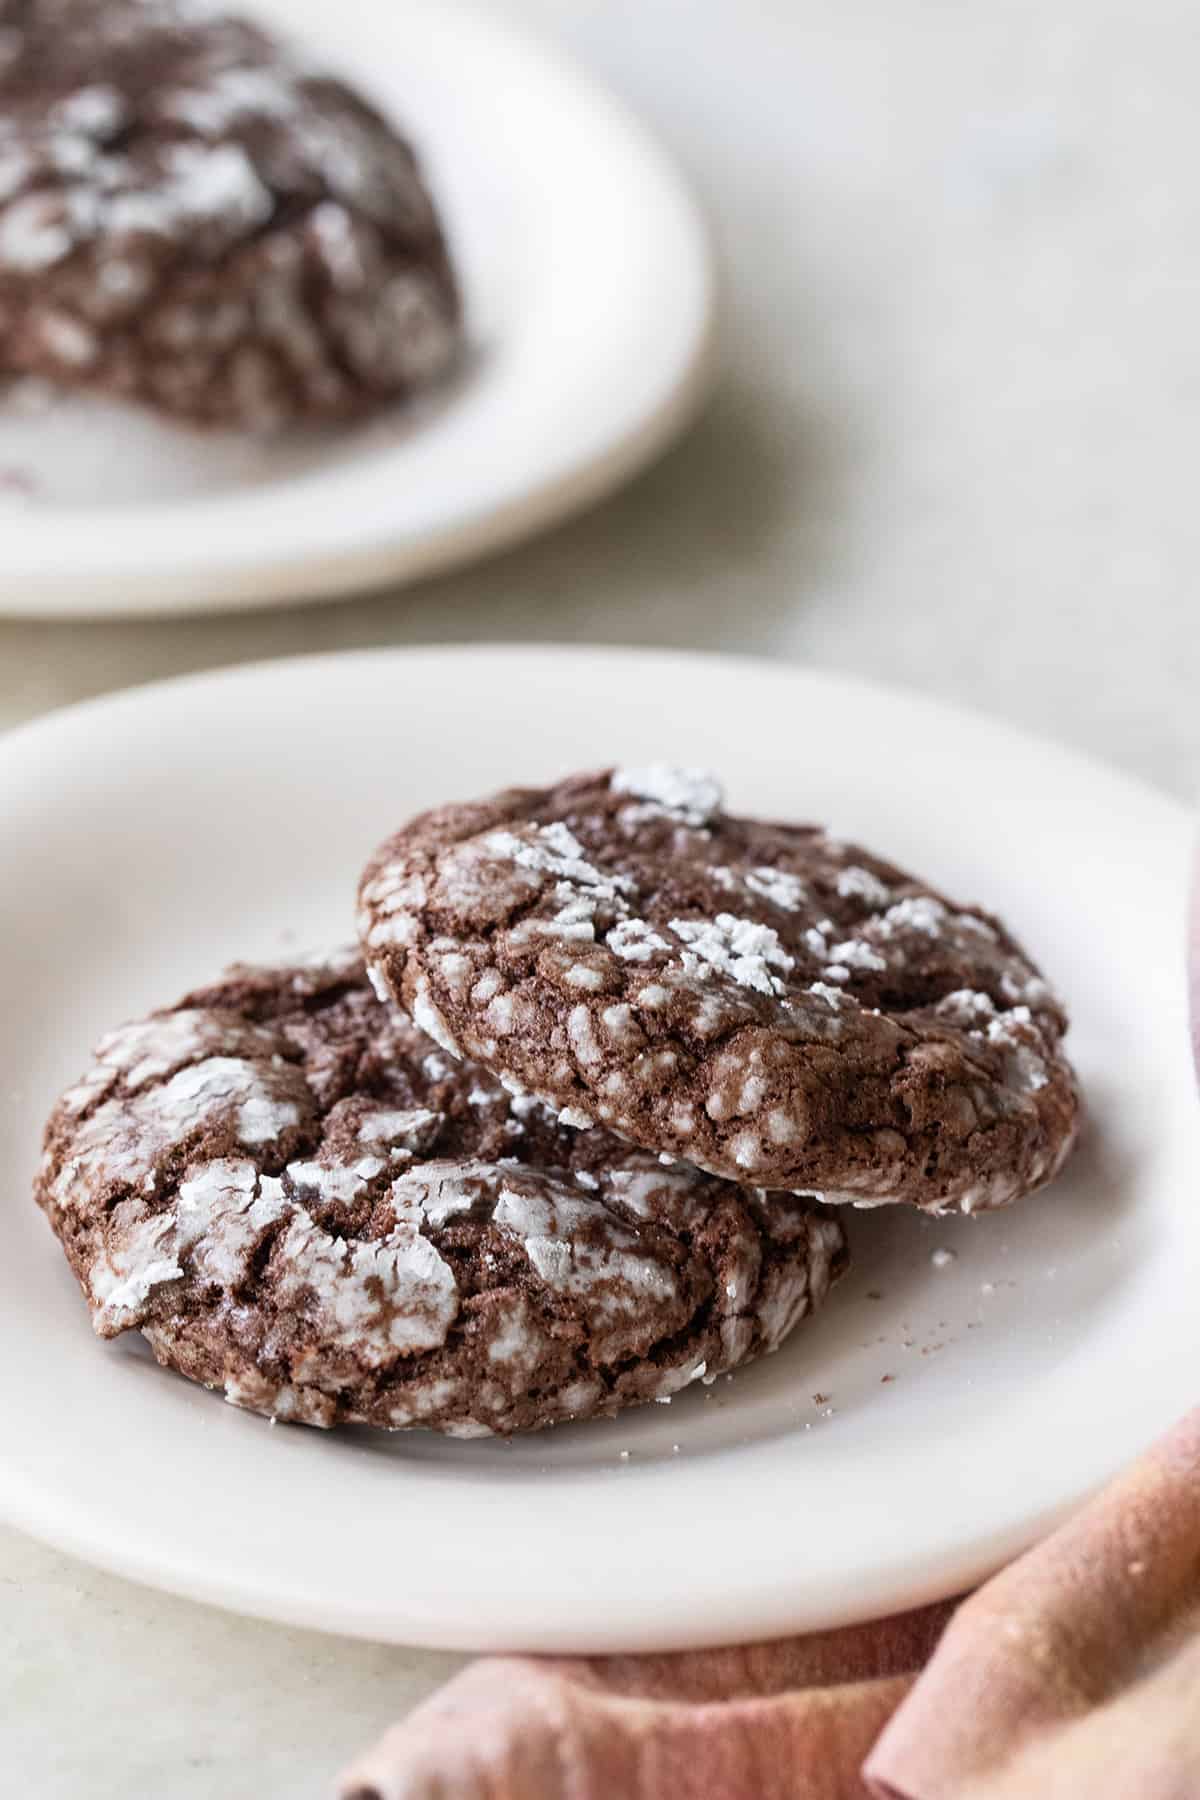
<box><xmin>0</xmin><ymin>0</ymin><xmax>459</xmax><ymax>426</ymax></box>
<box><xmin>35</xmin><ymin>950</ymin><xmax>846</xmax><ymax>1435</ymax></box>
<box><xmin>358</xmin><ymin>766</ymin><xmax>1081</xmax><ymax>1213</ymax></box>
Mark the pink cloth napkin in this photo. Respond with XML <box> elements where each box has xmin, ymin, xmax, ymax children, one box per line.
<box><xmin>338</xmin><ymin>1409</ymin><xmax>1200</xmax><ymax>1800</ymax></box>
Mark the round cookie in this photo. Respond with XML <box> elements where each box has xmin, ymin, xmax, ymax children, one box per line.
<box><xmin>35</xmin><ymin>951</ymin><xmax>847</xmax><ymax>1436</ymax></box>
<box><xmin>0</xmin><ymin>0</ymin><xmax>459</xmax><ymax>427</ymax></box>
<box><xmin>358</xmin><ymin>767</ymin><xmax>1081</xmax><ymax>1214</ymax></box>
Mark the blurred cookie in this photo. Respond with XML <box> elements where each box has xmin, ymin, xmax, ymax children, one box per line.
<box><xmin>358</xmin><ymin>766</ymin><xmax>1081</xmax><ymax>1213</ymax></box>
<box><xmin>0</xmin><ymin>0</ymin><xmax>459</xmax><ymax>426</ymax></box>
<box><xmin>36</xmin><ymin>951</ymin><xmax>846</xmax><ymax>1435</ymax></box>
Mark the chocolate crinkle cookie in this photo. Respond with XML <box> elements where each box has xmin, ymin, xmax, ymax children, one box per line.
<box><xmin>35</xmin><ymin>951</ymin><xmax>847</xmax><ymax>1436</ymax></box>
<box><xmin>358</xmin><ymin>766</ymin><xmax>1082</xmax><ymax>1215</ymax></box>
<box><xmin>0</xmin><ymin>0</ymin><xmax>460</xmax><ymax>426</ymax></box>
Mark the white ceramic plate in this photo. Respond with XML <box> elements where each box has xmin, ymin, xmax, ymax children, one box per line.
<box><xmin>1</xmin><ymin>647</ymin><xmax>1195</xmax><ymax>1652</ymax></box>
<box><xmin>0</xmin><ymin>3</ymin><xmax>713</xmax><ymax>618</ymax></box>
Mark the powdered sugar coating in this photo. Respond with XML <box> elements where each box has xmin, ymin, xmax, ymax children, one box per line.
<box><xmin>492</xmin><ymin>1179</ymin><xmax>678</xmax><ymax>1315</ymax></box>
<box><xmin>484</xmin><ymin>822</ymin><xmax>622</xmax><ymax>896</ymax></box>
<box><xmin>610</xmin><ymin>765</ymin><xmax>724</xmax><ymax>826</ymax></box>
<box><xmin>0</xmin><ymin>0</ymin><xmax>459</xmax><ymax>426</ymax></box>
<box><xmin>38</xmin><ymin>953</ymin><xmax>846</xmax><ymax>1433</ymax></box>
<box><xmin>50</xmin><ymin>1054</ymin><xmax>308</xmax><ymax>1210</ymax></box>
<box><xmin>836</xmin><ymin>865</ymin><xmax>892</xmax><ymax>907</ymax></box>
<box><xmin>607</xmin><ymin>918</ymin><xmax>671</xmax><ymax>962</ymax></box>
<box><xmin>744</xmin><ymin>866</ymin><xmax>810</xmax><ymax>911</ymax></box>
<box><xmin>359</xmin><ymin>766</ymin><xmax>1081</xmax><ymax>1213</ymax></box>
<box><xmin>670</xmin><ymin>913</ymin><xmax>794</xmax><ymax>996</ymax></box>
<box><xmin>57</xmin><ymin>1007</ymin><xmax>279</xmax><ymax>1114</ymax></box>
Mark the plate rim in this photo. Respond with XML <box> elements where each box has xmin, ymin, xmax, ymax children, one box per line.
<box><xmin>1</xmin><ymin>640</ymin><xmax>1194</xmax><ymax>825</ymax></box>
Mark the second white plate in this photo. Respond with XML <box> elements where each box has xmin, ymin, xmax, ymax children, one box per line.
<box><xmin>0</xmin><ymin>1</ymin><xmax>714</xmax><ymax>616</ymax></box>
<box><xmin>0</xmin><ymin>647</ymin><xmax>1195</xmax><ymax>1650</ymax></box>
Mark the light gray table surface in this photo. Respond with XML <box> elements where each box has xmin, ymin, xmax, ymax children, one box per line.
<box><xmin>3</xmin><ymin>2</ymin><xmax>1197</xmax><ymax>1794</ymax></box>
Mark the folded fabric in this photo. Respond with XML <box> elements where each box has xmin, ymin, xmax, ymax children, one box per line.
<box><xmin>338</xmin><ymin>1410</ymin><xmax>1200</xmax><ymax>1800</ymax></box>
